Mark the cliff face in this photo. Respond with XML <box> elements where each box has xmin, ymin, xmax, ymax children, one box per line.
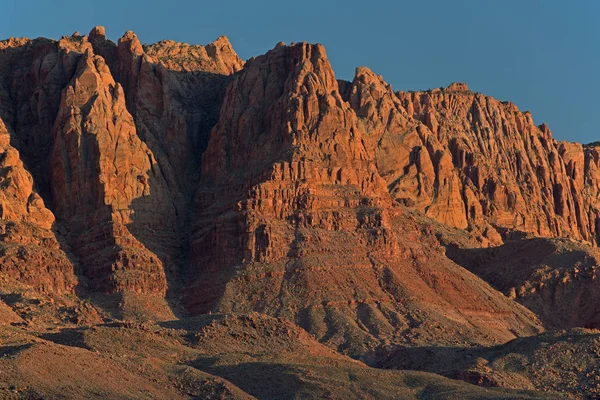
<box><xmin>342</xmin><ymin>69</ymin><xmax>600</xmax><ymax>247</ymax></box>
<box><xmin>0</xmin><ymin>116</ymin><xmax>76</xmax><ymax>294</ymax></box>
<box><xmin>0</xmin><ymin>28</ymin><xmax>242</xmax><ymax>303</ymax></box>
<box><xmin>2</xmin><ymin>26</ymin><xmax>599</xmax><ymax>353</ymax></box>
<box><xmin>189</xmin><ymin>42</ymin><xmax>542</xmax><ymax>355</ymax></box>
<box><xmin>50</xmin><ymin>39</ymin><xmax>170</xmax><ymax>294</ymax></box>
<box><xmin>108</xmin><ymin>30</ymin><xmax>244</xmax><ymax>286</ymax></box>
<box><xmin>390</xmin><ymin>83</ymin><xmax>600</xmax><ymax>245</ymax></box>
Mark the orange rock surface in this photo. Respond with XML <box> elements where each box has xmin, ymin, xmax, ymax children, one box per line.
<box><xmin>392</xmin><ymin>83</ymin><xmax>600</xmax><ymax>244</ymax></box>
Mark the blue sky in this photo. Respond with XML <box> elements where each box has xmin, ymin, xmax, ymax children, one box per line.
<box><xmin>2</xmin><ymin>0</ymin><xmax>599</xmax><ymax>143</ymax></box>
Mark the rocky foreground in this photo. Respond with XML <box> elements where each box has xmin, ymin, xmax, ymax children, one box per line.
<box><xmin>0</xmin><ymin>27</ymin><xmax>599</xmax><ymax>399</ymax></box>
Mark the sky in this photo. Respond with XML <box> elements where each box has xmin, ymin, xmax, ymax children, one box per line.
<box><xmin>2</xmin><ymin>0</ymin><xmax>599</xmax><ymax>143</ymax></box>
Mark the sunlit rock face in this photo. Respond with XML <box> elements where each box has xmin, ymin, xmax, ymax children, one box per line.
<box><xmin>6</xmin><ymin>26</ymin><xmax>600</xmax><ymax>353</ymax></box>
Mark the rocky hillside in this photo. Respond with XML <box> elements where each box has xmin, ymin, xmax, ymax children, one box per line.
<box><xmin>0</xmin><ymin>26</ymin><xmax>598</xmax><ymax>398</ymax></box>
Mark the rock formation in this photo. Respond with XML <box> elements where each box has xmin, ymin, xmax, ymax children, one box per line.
<box><xmin>447</xmin><ymin>237</ymin><xmax>600</xmax><ymax>330</ymax></box>
<box><xmin>0</xmin><ymin>24</ymin><xmax>597</xmax><ymax>360</ymax></box>
<box><xmin>188</xmin><ymin>42</ymin><xmax>542</xmax><ymax>355</ymax></box>
<box><xmin>0</xmin><ymin>117</ymin><xmax>76</xmax><ymax>294</ymax></box>
<box><xmin>3</xmin><ymin>25</ymin><xmax>600</xmax><ymax>398</ymax></box>
<box><xmin>342</xmin><ymin>68</ymin><xmax>600</xmax><ymax>248</ymax></box>
<box><xmin>0</xmin><ymin>28</ymin><xmax>244</xmax><ymax>309</ymax></box>
<box><xmin>392</xmin><ymin>83</ymin><xmax>600</xmax><ymax>245</ymax></box>
<box><xmin>50</xmin><ymin>37</ymin><xmax>169</xmax><ymax>295</ymax></box>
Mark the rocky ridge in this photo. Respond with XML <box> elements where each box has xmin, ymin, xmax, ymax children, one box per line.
<box><xmin>0</xmin><ymin>26</ymin><xmax>599</xmax><ymax>398</ymax></box>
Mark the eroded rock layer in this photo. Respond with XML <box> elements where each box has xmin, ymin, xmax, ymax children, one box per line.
<box><xmin>0</xmin><ymin>117</ymin><xmax>76</xmax><ymax>293</ymax></box>
<box><xmin>447</xmin><ymin>237</ymin><xmax>600</xmax><ymax>330</ymax></box>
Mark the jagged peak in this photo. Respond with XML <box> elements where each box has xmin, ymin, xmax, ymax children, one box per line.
<box><xmin>352</xmin><ymin>66</ymin><xmax>393</xmax><ymax>90</ymax></box>
<box><xmin>117</xmin><ymin>30</ymin><xmax>143</xmax><ymax>56</ymax></box>
<box><xmin>447</xmin><ymin>81</ymin><xmax>469</xmax><ymax>92</ymax></box>
<box><xmin>354</xmin><ymin>65</ymin><xmax>376</xmax><ymax>77</ymax></box>
<box><xmin>57</xmin><ymin>33</ymin><xmax>93</xmax><ymax>58</ymax></box>
<box><xmin>211</xmin><ymin>35</ymin><xmax>233</xmax><ymax>47</ymax></box>
<box><xmin>353</xmin><ymin>66</ymin><xmax>378</xmax><ymax>82</ymax></box>
<box><xmin>399</xmin><ymin>81</ymin><xmax>472</xmax><ymax>96</ymax></box>
<box><xmin>88</xmin><ymin>26</ymin><xmax>106</xmax><ymax>41</ymax></box>
<box><xmin>263</xmin><ymin>40</ymin><xmax>332</xmax><ymax>75</ymax></box>
<box><xmin>539</xmin><ymin>122</ymin><xmax>551</xmax><ymax>134</ymax></box>
<box><xmin>0</xmin><ymin>37</ymin><xmax>32</xmax><ymax>49</ymax></box>
<box><xmin>121</xmin><ymin>30</ymin><xmax>138</xmax><ymax>41</ymax></box>
<box><xmin>140</xmin><ymin>34</ymin><xmax>243</xmax><ymax>74</ymax></box>
<box><xmin>145</xmin><ymin>35</ymin><xmax>235</xmax><ymax>52</ymax></box>
<box><xmin>243</xmin><ymin>40</ymin><xmax>336</xmax><ymax>91</ymax></box>
<box><xmin>206</xmin><ymin>35</ymin><xmax>242</xmax><ymax>62</ymax></box>
<box><xmin>268</xmin><ymin>40</ymin><xmax>327</xmax><ymax>55</ymax></box>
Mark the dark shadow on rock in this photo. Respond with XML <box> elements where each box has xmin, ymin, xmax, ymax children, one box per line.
<box><xmin>377</xmin><ymin>329</ymin><xmax>600</xmax><ymax>392</ymax></box>
<box><xmin>0</xmin><ymin>38</ymin><xmax>67</xmax><ymax>206</ymax></box>
<box><xmin>39</xmin><ymin>327</ymin><xmax>90</xmax><ymax>350</ymax></box>
<box><xmin>187</xmin><ymin>357</ymin><xmax>307</xmax><ymax>400</ymax></box>
<box><xmin>0</xmin><ymin>35</ymin><xmax>244</xmax><ymax>321</ymax></box>
<box><xmin>444</xmin><ymin>237</ymin><xmax>596</xmax><ymax>293</ymax></box>
<box><xmin>444</xmin><ymin>237</ymin><xmax>600</xmax><ymax>330</ymax></box>
<box><xmin>158</xmin><ymin>313</ymin><xmax>228</xmax><ymax>345</ymax></box>
<box><xmin>0</xmin><ymin>343</ymin><xmax>33</xmax><ymax>357</ymax></box>
<box><xmin>121</xmin><ymin>62</ymin><xmax>237</xmax><ymax>319</ymax></box>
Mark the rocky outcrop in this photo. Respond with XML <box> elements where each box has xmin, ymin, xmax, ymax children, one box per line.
<box><xmin>106</xmin><ymin>29</ymin><xmax>244</xmax><ymax>282</ymax></box>
<box><xmin>189</xmin><ymin>42</ymin><xmax>542</xmax><ymax>356</ymax></box>
<box><xmin>0</xmin><ymin>28</ymin><xmax>244</xmax><ymax>302</ymax></box>
<box><xmin>143</xmin><ymin>35</ymin><xmax>244</xmax><ymax>74</ymax></box>
<box><xmin>348</xmin><ymin>68</ymin><xmax>474</xmax><ymax>234</ymax></box>
<box><xmin>6</xmin><ymin>26</ymin><xmax>600</xmax><ymax>357</ymax></box>
<box><xmin>380</xmin><ymin>328</ymin><xmax>600</xmax><ymax>398</ymax></box>
<box><xmin>6</xmin><ymin>25</ymin><xmax>600</xmax><ymax>399</ymax></box>
<box><xmin>0</xmin><ymin>37</ymin><xmax>67</xmax><ymax>200</ymax></box>
<box><xmin>343</xmin><ymin>69</ymin><xmax>600</xmax><ymax>247</ymax></box>
<box><xmin>0</xmin><ymin>115</ymin><xmax>76</xmax><ymax>293</ymax></box>
<box><xmin>0</xmin><ymin>119</ymin><xmax>53</xmax><ymax>229</ymax></box>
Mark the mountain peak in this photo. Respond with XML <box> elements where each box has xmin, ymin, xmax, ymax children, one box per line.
<box><xmin>118</xmin><ymin>30</ymin><xmax>143</xmax><ymax>56</ymax></box>
<box><xmin>212</xmin><ymin>35</ymin><xmax>232</xmax><ymax>46</ymax></box>
<box><xmin>447</xmin><ymin>81</ymin><xmax>469</xmax><ymax>91</ymax></box>
<box><xmin>88</xmin><ymin>25</ymin><xmax>107</xmax><ymax>41</ymax></box>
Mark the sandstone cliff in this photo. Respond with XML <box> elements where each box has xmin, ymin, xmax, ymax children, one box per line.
<box><xmin>389</xmin><ymin>82</ymin><xmax>600</xmax><ymax>245</ymax></box>
<box><xmin>3</xmin><ymin>25</ymin><xmax>600</xmax><ymax>399</ymax></box>
<box><xmin>0</xmin><ymin>116</ymin><xmax>76</xmax><ymax>294</ymax></box>
<box><xmin>189</xmin><ymin>42</ymin><xmax>542</xmax><ymax>355</ymax></box>
<box><xmin>0</xmin><ymin>28</ymin><xmax>243</xmax><ymax>312</ymax></box>
<box><xmin>1</xmin><ymin>26</ymin><xmax>598</xmax><ymax>352</ymax></box>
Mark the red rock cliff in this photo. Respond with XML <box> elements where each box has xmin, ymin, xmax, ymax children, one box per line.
<box><xmin>189</xmin><ymin>42</ymin><xmax>542</xmax><ymax>355</ymax></box>
<box><xmin>386</xmin><ymin>82</ymin><xmax>600</xmax><ymax>245</ymax></box>
<box><xmin>5</xmin><ymin>27</ymin><xmax>600</xmax><ymax>351</ymax></box>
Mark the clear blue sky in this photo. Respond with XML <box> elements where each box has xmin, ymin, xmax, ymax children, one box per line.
<box><xmin>2</xmin><ymin>0</ymin><xmax>599</xmax><ymax>143</ymax></box>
